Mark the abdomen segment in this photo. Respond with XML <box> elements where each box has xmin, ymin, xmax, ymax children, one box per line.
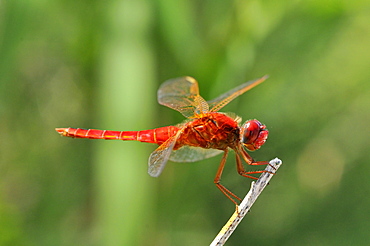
<box><xmin>55</xmin><ymin>126</ymin><xmax>179</xmax><ymax>145</ymax></box>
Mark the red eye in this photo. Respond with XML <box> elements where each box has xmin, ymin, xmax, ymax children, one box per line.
<box><xmin>241</xmin><ymin>119</ymin><xmax>268</xmax><ymax>151</ymax></box>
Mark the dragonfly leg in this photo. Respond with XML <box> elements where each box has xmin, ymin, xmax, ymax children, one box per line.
<box><xmin>236</xmin><ymin>146</ymin><xmax>275</xmax><ymax>178</ymax></box>
<box><xmin>214</xmin><ymin>149</ymin><xmax>242</xmax><ymax>206</ymax></box>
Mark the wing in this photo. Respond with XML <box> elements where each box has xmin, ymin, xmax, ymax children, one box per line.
<box><xmin>158</xmin><ymin>76</ymin><xmax>209</xmax><ymax>118</ymax></box>
<box><xmin>208</xmin><ymin>75</ymin><xmax>268</xmax><ymax>112</ymax></box>
<box><xmin>148</xmin><ymin>130</ymin><xmax>183</xmax><ymax>177</ymax></box>
<box><xmin>169</xmin><ymin>145</ymin><xmax>223</xmax><ymax>163</ymax></box>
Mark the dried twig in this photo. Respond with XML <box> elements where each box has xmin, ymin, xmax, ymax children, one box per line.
<box><xmin>210</xmin><ymin>158</ymin><xmax>282</xmax><ymax>246</ymax></box>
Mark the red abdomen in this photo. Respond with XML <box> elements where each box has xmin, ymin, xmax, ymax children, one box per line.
<box><xmin>56</xmin><ymin>126</ymin><xmax>179</xmax><ymax>145</ymax></box>
<box><xmin>176</xmin><ymin>113</ymin><xmax>240</xmax><ymax>150</ymax></box>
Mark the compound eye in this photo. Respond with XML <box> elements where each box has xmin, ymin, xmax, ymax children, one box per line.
<box><xmin>241</xmin><ymin>119</ymin><xmax>268</xmax><ymax>151</ymax></box>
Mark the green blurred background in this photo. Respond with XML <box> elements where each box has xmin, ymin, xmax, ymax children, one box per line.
<box><xmin>1</xmin><ymin>0</ymin><xmax>369</xmax><ymax>245</ymax></box>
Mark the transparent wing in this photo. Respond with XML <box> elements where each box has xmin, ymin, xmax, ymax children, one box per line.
<box><xmin>208</xmin><ymin>75</ymin><xmax>268</xmax><ymax>112</ymax></box>
<box><xmin>169</xmin><ymin>145</ymin><xmax>223</xmax><ymax>162</ymax></box>
<box><xmin>158</xmin><ymin>76</ymin><xmax>209</xmax><ymax>118</ymax></box>
<box><xmin>148</xmin><ymin>130</ymin><xmax>182</xmax><ymax>177</ymax></box>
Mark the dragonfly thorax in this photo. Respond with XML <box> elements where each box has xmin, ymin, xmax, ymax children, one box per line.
<box><xmin>176</xmin><ymin>112</ymin><xmax>240</xmax><ymax>150</ymax></box>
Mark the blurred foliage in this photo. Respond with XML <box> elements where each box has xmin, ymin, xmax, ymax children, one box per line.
<box><xmin>1</xmin><ymin>0</ymin><xmax>370</xmax><ymax>245</ymax></box>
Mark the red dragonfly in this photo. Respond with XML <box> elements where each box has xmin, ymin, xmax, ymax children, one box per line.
<box><xmin>56</xmin><ymin>76</ymin><xmax>270</xmax><ymax>205</ymax></box>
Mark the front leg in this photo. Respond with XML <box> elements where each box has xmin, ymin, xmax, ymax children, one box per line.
<box><xmin>235</xmin><ymin>145</ymin><xmax>275</xmax><ymax>179</ymax></box>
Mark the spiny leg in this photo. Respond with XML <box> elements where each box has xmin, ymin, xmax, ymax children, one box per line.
<box><xmin>236</xmin><ymin>145</ymin><xmax>275</xmax><ymax>178</ymax></box>
<box><xmin>235</xmin><ymin>153</ymin><xmax>260</xmax><ymax>179</ymax></box>
<box><xmin>214</xmin><ymin>149</ymin><xmax>242</xmax><ymax>206</ymax></box>
<box><xmin>243</xmin><ymin>145</ymin><xmax>276</xmax><ymax>169</ymax></box>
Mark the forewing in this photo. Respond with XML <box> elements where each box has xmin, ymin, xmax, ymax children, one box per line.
<box><xmin>148</xmin><ymin>130</ymin><xmax>182</xmax><ymax>177</ymax></box>
<box><xmin>158</xmin><ymin>76</ymin><xmax>209</xmax><ymax>118</ymax></box>
<box><xmin>208</xmin><ymin>75</ymin><xmax>268</xmax><ymax>112</ymax></box>
<box><xmin>169</xmin><ymin>145</ymin><xmax>223</xmax><ymax>163</ymax></box>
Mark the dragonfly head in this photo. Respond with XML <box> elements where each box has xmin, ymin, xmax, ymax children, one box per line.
<box><xmin>240</xmin><ymin>119</ymin><xmax>268</xmax><ymax>151</ymax></box>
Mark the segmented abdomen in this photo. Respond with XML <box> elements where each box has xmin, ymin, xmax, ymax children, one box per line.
<box><xmin>55</xmin><ymin>126</ymin><xmax>179</xmax><ymax>145</ymax></box>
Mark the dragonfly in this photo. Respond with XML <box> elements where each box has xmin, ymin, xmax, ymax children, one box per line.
<box><xmin>56</xmin><ymin>75</ymin><xmax>271</xmax><ymax>205</ymax></box>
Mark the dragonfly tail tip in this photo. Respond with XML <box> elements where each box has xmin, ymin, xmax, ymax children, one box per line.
<box><xmin>55</xmin><ymin>128</ymin><xmax>67</xmax><ymax>135</ymax></box>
